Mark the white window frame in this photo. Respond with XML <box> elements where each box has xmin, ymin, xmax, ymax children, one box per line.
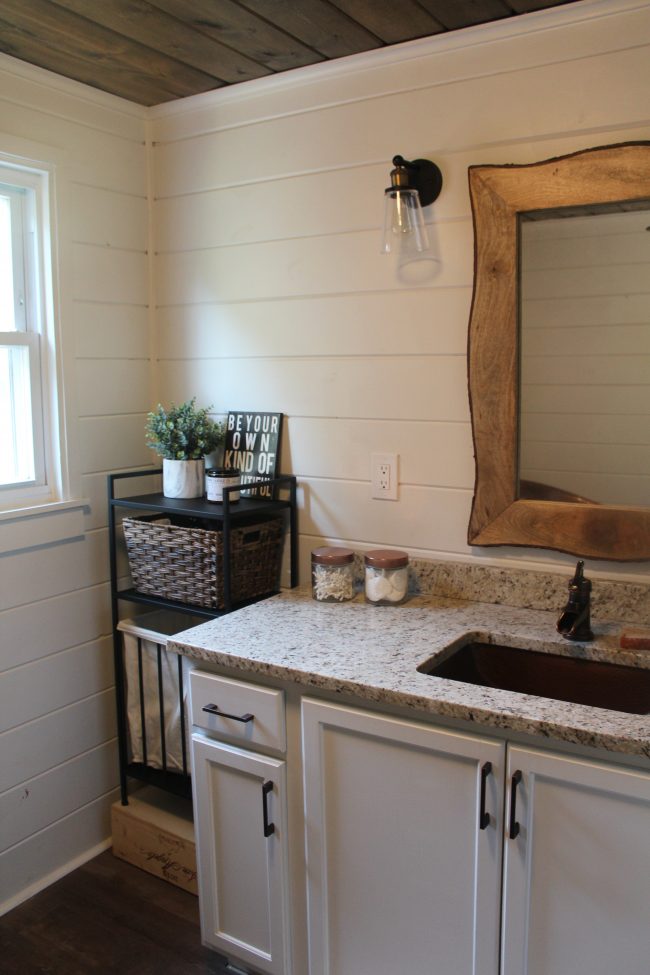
<box><xmin>0</xmin><ymin>157</ymin><xmax>65</xmax><ymax>510</ymax></box>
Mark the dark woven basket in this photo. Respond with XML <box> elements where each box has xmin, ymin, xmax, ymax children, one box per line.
<box><xmin>122</xmin><ymin>515</ymin><xmax>284</xmax><ymax>609</ymax></box>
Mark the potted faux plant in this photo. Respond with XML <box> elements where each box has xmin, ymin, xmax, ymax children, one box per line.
<box><xmin>145</xmin><ymin>399</ymin><xmax>224</xmax><ymax>498</ymax></box>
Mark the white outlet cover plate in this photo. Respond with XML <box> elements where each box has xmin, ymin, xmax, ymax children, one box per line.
<box><xmin>371</xmin><ymin>452</ymin><xmax>399</xmax><ymax>500</ymax></box>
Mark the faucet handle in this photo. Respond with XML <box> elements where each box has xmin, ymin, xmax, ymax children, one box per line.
<box><xmin>568</xmin><ymin>559</ymin><xmax>591</xmax><ymax>597</ymax></box>
<box><xmin>558</xmin><ymin>559</ymin><xmax>594</xmax><ymax>641</ymax></box>
<box><xmin>570</xmin><ymin>559</ymin><xmax>586</xmax><ymax>586</ymax></box>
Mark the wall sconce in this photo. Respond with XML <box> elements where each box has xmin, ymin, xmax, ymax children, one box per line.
<box><xmin>381</xmin><ymin>155</ymin><xmax>443</xmax><ymax>259</ymax></box>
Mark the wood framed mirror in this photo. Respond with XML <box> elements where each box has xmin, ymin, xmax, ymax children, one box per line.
<box><xmin>467</xmin><ymin>142</ymin><xmax>650</xmax><ymax>561</ymax></box>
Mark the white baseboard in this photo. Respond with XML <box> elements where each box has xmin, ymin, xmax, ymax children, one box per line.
<box><xmin>0</xmin><ymin>837</ymin><xmax>112</xmax><ymax>917</ymax></box>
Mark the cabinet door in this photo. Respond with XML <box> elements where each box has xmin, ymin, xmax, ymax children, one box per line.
<box><xmin>502</xmin><ymin>745</ymin><xmax>650</xmax><ymax>975</ymax></box>
<box><xmin>302</xmin><ymin>698</ymin><xmax>505</xmax><ymax>975</ymax></box>
<box><xmin>191</xmin><ymin>733</ymin><xmax>291</xmax><ymax>974</ymax></box>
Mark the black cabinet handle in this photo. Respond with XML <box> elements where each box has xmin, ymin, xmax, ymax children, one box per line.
<box><xmin>202</xmin><ymin>703</ymin><xmax>254</xmax><ymax>723</ymax></box>
<box><xmin>479</xmin><ymin>761</ymin><xmax>492</xmax><ymax>830</ymax></box>
<box><xmin>509</xmin><ymin>770</ymin><xmax>523</xmax><ymax>839</ymax></box>
<box><xmin>262</xmin><ymin>780</ymin><xmax>275</xmax><ymax>837</ymax></box>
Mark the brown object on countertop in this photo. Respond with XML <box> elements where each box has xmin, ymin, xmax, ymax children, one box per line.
<box><xmin>620</xmin><ymin>628</ymin><xmax>650</xmax><ymax>651</ymax></box>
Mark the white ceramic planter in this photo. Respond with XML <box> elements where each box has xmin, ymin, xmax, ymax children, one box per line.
<box><xmin>162</xmin><ymin>458</ymin><xmax>205</xmax><ymax>499</ymax></box>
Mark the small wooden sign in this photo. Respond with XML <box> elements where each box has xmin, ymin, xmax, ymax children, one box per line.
<box><xmin>223</xmin><ymin>411</ymin><xmax>283</xmax><ymax>498</ymax></box>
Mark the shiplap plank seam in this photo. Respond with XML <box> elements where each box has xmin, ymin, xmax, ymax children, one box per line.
<box><xmin>3</xmin><ymin>576</ymin><xmax>108</xmax><ymax>628</ymax></box>
<box><xmin>155</xmin><ymin>218</ymin><xmax>471</xmax><ymax>254</ymax></box>
<box><xmin>0</xmin><ymin>641</ymin><xmax>114</xmax><ymax>686</ymax></box>
<box><xmin>0</xmin><ymin>97</ymin><xmax>146</xmax><ymax>147</ymax></box>
<box><xmin>150</xmin><ymin>29</ymin><xmax>650</xmax><ymax>145</ymax></box>
<box><xmin>152</xmin><ymin>118</ymin><xmax>650</xmax><ymax>194</ymax></box>
<box><xmin>155</xmin><ymin>285</ymin><xmax>473</xmax><ymax>308</ymax></box>
<box><xmin>152</xmin><ymin>121</ymin><xmax>650</xmax><ymax>198</ymax></box>
<box><xmin>70</xmin><ymin>179</ymin><xmax>147</xmax><ymax>198</ymax></box>
<box><xmin>1</xmin><ymin>779</ymin><xmax>119</xmax><ymax>854</ymax></box>
<box><xmin>1</xmin><ymin>694</ymin><xmax>116</xmax><ymax>749</ymax></box>
<box><xmin>0</xmin><ymin>92</ymin><xmax>146</xmax><ymax>144</ymax></box>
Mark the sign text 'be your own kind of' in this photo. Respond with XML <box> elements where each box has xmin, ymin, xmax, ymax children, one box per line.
<box><xmin>223</xmin><ymin>411</ymin><xmax>282</xmax><ymax>497</ymax></box>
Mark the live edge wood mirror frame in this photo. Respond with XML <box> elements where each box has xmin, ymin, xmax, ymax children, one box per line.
<box><xmin>467</xmin><ymin>142</ymin><xmax>650</xmax><ymax>562</ymax></box>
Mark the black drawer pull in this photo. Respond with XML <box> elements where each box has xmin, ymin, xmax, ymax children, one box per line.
<box><xmin>479</xmin><ymin>761</ymin><xmax>492</xmax><ymax>830</ymax></box>
<box><xmin>202</xmin><ymin>703</ymin><xmax>254</xmax><ymax>723</ymax></box>
<box><xmin>262</xmin><ymin>780</ymin><xmax>275</xmax><ymax>837</ymax></box>
<box><xmin>509</xmin><ymin>770</ymin><xmax>523</xmax><ymax>839</ymax></box>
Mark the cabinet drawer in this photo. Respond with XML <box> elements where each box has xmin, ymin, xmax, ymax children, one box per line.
<box><xmin>190</xmin><ymin>671</ymin><xmax>285</xmax><ymax>752</ymax></box>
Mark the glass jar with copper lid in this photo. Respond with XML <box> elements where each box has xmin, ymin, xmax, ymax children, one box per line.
<box><xmin>364</xmin><ymin>549</ymin><xmax>409</xmax><ymax>605</ymax></box>
<box><xmin>311</xmin><ymin>547</ymin><xmax>355</xmax><ymax>602</ymax></box>
<box><xmin>206</xmin><ymin>467</ymin><xmax>241</xmax><ymax>503</ymax></box>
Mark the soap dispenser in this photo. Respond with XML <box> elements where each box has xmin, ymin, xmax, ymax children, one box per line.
<box><xmin>557</xmin><ymin>560</ymin><xmax>594</xmax><ymax>642</ymax></box>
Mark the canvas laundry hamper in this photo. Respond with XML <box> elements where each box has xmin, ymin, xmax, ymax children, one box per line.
<box><xmin>118</xmin><ymin>611</ymin><xmax>201</xmax><ymax>772</ymax></box>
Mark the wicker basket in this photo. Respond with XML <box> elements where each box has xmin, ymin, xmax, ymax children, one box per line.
<box><xmin>122</xmin><ymin>515</ymin><xmax>284</xmax><ymax>609</ymax></box>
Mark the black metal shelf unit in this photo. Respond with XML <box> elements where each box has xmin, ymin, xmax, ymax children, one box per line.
<box><xmin>108</xmin><ymin>469</ymin><xmax>298</xmax><ymax>804</ymax></box>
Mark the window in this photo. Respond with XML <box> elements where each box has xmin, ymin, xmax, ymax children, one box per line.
<box><xmin>0</xmin><ymin>161</ymin><xmax>60</xmax><ymax>507</ymax></box>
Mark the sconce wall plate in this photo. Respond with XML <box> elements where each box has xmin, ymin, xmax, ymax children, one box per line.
<box><xmin>394</xmin><ymin>157</ymin><xmax>443</xmax><ymax>207</ymax></box>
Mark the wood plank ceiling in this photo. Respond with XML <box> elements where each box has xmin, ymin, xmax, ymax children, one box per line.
<box><xmin>0</xmin><ymin>0</ymin><xmax>582</xmax><ymax>106</ymax></box>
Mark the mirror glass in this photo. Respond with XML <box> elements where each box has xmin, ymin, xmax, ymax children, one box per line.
<box><xmin>518</xmin><ymin>203</ymin><xmax>650</xmax><ymax>506</ymax></box>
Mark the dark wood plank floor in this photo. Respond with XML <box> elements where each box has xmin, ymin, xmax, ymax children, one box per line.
<box><xmin>0</xmin><ymin>851</ymin><xmax>231</xmax><ymax>974</ymax></box>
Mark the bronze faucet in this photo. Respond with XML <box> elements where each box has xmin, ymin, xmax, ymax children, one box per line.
<box><xmin>557</xmin><ymin>560</ymin><xmax>594</xmax><ymax>641</ymax></box>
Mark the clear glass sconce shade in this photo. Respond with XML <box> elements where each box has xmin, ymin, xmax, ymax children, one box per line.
<box><xmin>381</xmin><ymin>187</ymin><xmax>430</xmax><ymax>255</ymax></box>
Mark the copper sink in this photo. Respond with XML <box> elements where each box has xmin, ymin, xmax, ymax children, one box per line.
<box><xmin>418</xmin><ymin>641</ymin><xmax>650</xmax><ymax>715</ymax></box>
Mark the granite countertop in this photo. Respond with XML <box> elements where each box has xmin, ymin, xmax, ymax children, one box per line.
<box><xmin>169</xmin><ymin>588</ymin><xmax>650</xmax><ymax>761</ymax></box>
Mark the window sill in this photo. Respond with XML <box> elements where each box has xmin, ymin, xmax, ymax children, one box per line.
<box><xmin>0</xmin><ymin>499</ymin><xmax>89</xmax><ymax>555</ymax></box>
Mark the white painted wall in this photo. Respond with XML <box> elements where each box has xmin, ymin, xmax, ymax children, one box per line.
<box><xmin>149</xmin><ymin>0</ymin><xmax>650</xmax><ymax>582</ymax></box>
<box><xmin>0</xmin><ymin>57</ymin><xmax>151</xmax><ymax>912</ymax></box>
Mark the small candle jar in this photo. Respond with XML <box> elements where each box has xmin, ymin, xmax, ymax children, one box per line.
<box><xmin>311</xmin><ymin>547</ymin><xmax>355</xmax><ymax>602</ymax></box>
<box><xmin>206</xmin><ymin>467</ymin><xmax>241</xmax><ymax>503</ymax></box>
<box><xmin>364</xmin><ymin>549</ymin><xmax>409</xmax><ymax>605</ymax></box>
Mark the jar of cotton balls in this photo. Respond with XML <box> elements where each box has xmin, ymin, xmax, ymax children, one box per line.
<box><xmin>364</xmin><ymin>549</ymin><xmax>409</xmax><ymax>605</ymax></box>
<box><xmin>311</xmin><ymin>547</ymin><xmax>356</xmax><ymax>602</ymax></box>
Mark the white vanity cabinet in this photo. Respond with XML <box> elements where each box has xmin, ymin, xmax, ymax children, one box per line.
<box><xmin>301</xmin><ymin>698</ymin><xmax>506</xmax><ymax>975</ymax></box>
<box><xmin>189</xmin><ymin>671</ymin><xmax>292</xmax><ymax>975</ymax></box>
<box><xmin>501</xmin><ymin>745</ymin><xmax>650</xmax><ymax>975</ymax></box>
<box><xmin>301</xmin><ymin>698</ymin><xmax>650</xmax><ymax>975</ymax></box>
<box><xmin>188</xmin><ymin>667</ymin><xmax>650</xmax><ymax>975</ymax></box>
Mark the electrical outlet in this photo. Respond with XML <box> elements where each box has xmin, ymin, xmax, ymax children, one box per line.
<box><xmin>371</xmin><ymin>452</ymin><xmax>399</xmax><ymax>500</ymax></box>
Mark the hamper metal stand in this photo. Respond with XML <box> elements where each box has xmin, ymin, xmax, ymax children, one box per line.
<box><xmin>108</xmin><ymin>469</ymin><xmax>298</xmax><ymax>805</ymax></box>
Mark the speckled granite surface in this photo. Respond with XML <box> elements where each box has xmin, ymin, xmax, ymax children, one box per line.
<box><xmin>370</xmin><ymin>556</ymin><xmax>650</xmax><ymax>624</ymax></box>
<box><xmin>170</xmin><ymin>587</ymin><xmax>650</xmax><ymax>761</ymax></box>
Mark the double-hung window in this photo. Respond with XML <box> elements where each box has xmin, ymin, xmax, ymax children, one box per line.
<box><xmin>0</xmin><ymin>161</ymin><xmax>58</xmax><ymax>507</ymax></box>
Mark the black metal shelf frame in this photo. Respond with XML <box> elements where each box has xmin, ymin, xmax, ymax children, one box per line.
<box><xmin>108</xmin><ymin>469</ymin><xmax>298</xmax><ymax>805</ymax></box>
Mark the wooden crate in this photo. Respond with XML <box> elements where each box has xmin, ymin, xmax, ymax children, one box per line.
<box><xmin>111</xmin><ymin>786</ymin><xmax>198</xmax><ymax>895</ymax></box>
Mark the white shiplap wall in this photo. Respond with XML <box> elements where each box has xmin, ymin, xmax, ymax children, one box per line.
<box><xmin>0</xmin><ymin>56</ymin><xmax>151</xmax><ymax>912</ymax></box>
<box><xmin>150</xmin><ymin>0</ymin><xmax>650</xmax><ymax>582</ymax></box>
